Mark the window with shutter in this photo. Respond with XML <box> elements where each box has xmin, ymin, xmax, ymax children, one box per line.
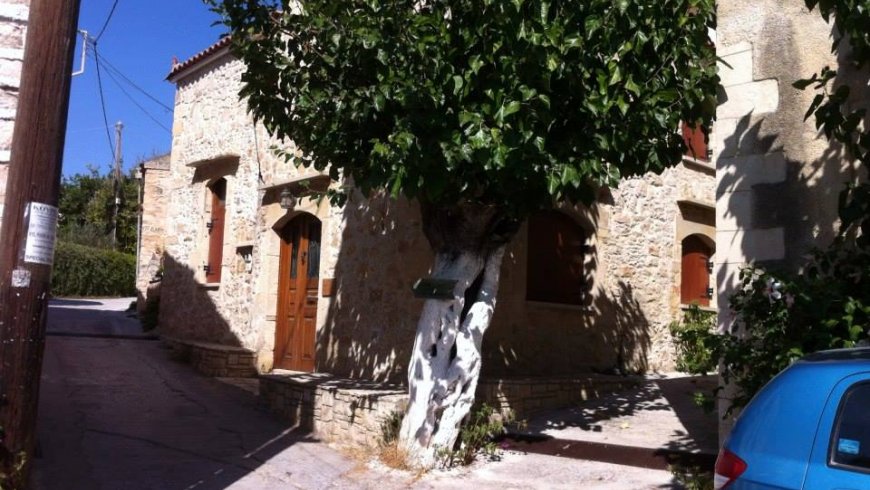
<box><xmin>526</xmin><ymin>211</ymin><xmax>588</xmax><ymax>305</ymax></box>
<box><xmin>206</xmin><ymin>178</ymin><xmax>226</xmax><ymax>283</ymax></box>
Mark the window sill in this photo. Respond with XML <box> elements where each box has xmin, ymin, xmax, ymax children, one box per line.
<box><xmin>526</xmin><ymin>300</ymin><xmax>592</xmax><ymax>312</ymax></box>
<box><xmin>680</xmin><ymin>304</ymin><xmax>717</xmax><ymax>313</ymax></box>
<box><xmin>681</xmin><ymin>156</ymin><xmax>715</xmax><ymax>174</ymax></box>
<box><xmin>198</xmin><ymin>282</ymin><xmax>220</xmax><ymax>290</ymax></box>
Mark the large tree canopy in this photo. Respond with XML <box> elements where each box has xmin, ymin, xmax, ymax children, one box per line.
<box><xmin>209</xmin><ymin>0</ymin><xmax>718</xmax><ymax>465</ymax></box>
<box><xmin>212</xmin><ymin>0</ymin><xmax>716</xmax><ymax>217</ymax></box>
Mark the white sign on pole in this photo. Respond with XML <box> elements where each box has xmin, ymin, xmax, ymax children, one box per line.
<box><xmin>23</xmin><ymin>202</ymin><xmax>59</xmax><ymax>265</ymax></box>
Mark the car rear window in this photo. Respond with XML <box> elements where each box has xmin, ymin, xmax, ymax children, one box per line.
<box><xmin>831</xmin><ymin>381</ymin><xmax>870</xmax><ymax>472</ymax></box>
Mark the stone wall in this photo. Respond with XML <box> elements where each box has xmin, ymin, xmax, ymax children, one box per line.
<box><xmin>482</xmin><ymin>159</ymin><xmax>715</xmax><ymax>377</ymax></box>
<box><xmin>164</xmin><ymin>338</ymin><xmax>258</xmax><ymax>378</ymax></box>
<box><xmin>0</xmin><ymin>0</ymin><xmax>29</xmax><ymax>234</ymax></box>
<box><xmin>260</xmin><ymin>372</ymin><xmax>407</xmax><ymax>448</ymax></box>
<box><xmin>163</xmin><ymin>47</ymin><xmax>715</xmax><ymax>383</ymax></box>
<box><xmin>260</xmin><ymin>371</ymin><xmax>645</xmax><ymax>447</ymax></box>
<box><xmin>478</xmin><ymin>375</ymin><xmax>641</xmax><ymax>421</ymax></box>
<box><xmin>136</xmin><ymin>153</ymin><xmax>170</xmax><ymax>312</ymax></box>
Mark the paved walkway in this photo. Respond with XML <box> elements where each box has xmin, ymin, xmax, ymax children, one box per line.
<box><xmin>33</xmin><ymin>298</ymin><xmax>691</xmax><ymax>489</ymax></box>
<box><xmin>523</xmin><ymin>374</ymin><xmax>719</xmax><ymax>453</ymax></box>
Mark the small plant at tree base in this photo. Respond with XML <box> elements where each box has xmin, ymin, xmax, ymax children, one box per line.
<box><xmin>435</xmin><ymin>404</ymin><xmax>508</xmax><ymax>468</ymax></box>
<box><xmin>669</xmin><ymin>464</ymin><xmax>714</xmax><ymax>490</ymax></box>
<box><xmin>377</xmin><ymin>409</ymin><xmax>414</xmax><ymax>470</ymax></box>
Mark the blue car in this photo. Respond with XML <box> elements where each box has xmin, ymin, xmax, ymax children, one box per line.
<box><xmin>715</xmin><ymin>348</ymin><xmax>870</xmax><ymax>489</ymax></box>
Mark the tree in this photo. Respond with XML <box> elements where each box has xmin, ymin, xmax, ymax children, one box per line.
<box><xmin>208</xmin><ymin>0</ymin><xmax>717</xmax><ymax>465</ymax></box>
<box><xmin>58</xmin><ymin>165</ymin><xmax>140</xmax><ymax>254</ymax></box>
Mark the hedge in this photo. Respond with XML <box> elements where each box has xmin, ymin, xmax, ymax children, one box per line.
<box><xmin>51</xmin><ymin>241</ymin><xmax>136</xmax><ymax>297</ymax></box>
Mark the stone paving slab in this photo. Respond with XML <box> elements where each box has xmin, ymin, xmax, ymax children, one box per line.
<box><xmin>522</xmin><ymin>374</ymin><xmax>719</xmax><ymax>455</ymax></box>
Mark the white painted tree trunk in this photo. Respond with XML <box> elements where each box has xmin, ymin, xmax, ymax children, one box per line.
<box><xmin>399</xmin><ymin>245</ymin><xmax>506</xmax><ymax>467</ymax></box>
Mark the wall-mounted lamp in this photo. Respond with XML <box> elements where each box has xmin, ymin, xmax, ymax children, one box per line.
<box><xmin>203</xmin><ymin>263</ymin><xmax>212</xmax><ymax>275</ymax></box>
<box><xmin>706</xmin><ymin>286</ymin><xmax>714</xmax><ymax>299</ymax></box>
<box><xmin>279</xmin><ymin>187</ymin><xmax>295</xmax><ymax>210</ymax></box>
<box><xmin>206</xmin><ymin>219</ymin><xmax>215</xmax><ymax>232</ymax></box>
<box><xmin>707</xmin><ymin>259</ymin><xmax>714</xmax><ymax>274</ymax></box>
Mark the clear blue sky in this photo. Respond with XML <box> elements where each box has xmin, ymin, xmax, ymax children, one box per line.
<box><xmin>62</xmin><ymin>0</ymin><xmax>225</xmax><ymax>177</ymax></box>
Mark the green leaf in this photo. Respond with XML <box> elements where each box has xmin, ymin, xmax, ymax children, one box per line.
<box><xmin>452</xmin><ymin>75</ymin><xmax>464</xmax><ymax>95</ymax></box>
<box><xmin>502</xmin><ymin>101</ymin><xmax>521</xmax><ymax>118</ymax></box>
<box><xmin>539</xmin><ymin>1</ymin><xmax>550</xmax><ymax>25</ymax></box>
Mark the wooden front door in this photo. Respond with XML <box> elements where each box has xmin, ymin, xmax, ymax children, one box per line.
<box><xmin>681</xmin><ymin>235</ymin><xmax>712</xmax><ymax>306</ymax></box>
<box><xmin>274</xmin><ymin>214</ymin><xmax>321</xmax><ymax>372</ymax></box>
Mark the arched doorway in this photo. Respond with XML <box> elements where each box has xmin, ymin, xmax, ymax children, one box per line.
<box><xmin>681</xmin><ymin>234</ymin><xmax>714</xmax><ymax>306</ymax></box>
<box><xmin>274</xmin><ymin>213</ymin><xmax>321</xmax><ymax>372</ymax></box>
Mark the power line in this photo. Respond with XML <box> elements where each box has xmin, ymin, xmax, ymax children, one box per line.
<box><xmin>94</xmin><ymin>0</ymin><xmax>120</xmax><ymax>42</ymax></box>
<box><xmin>93</xmin><ymin>51</ymin><xmax>171</xmax><ymax>134</ymax></box>
<box><xmin>91</xmin><ymin>43</ymin><xmax>116</xmax><ymax>164</ymax></box>
<box><xmin>88</xmin><ymin>43</ymin><xmax>173</xmax><ymax>112</ymax></box>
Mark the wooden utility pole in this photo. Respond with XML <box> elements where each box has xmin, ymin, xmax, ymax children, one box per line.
<box><xmin>111</xmin><ymin>120</ymin><xmax>123</xmax><ymax>248</ymax></box>
<box><xmin>0</xmin><ymin>0</ymin><xmax>81</xmax><ymax>486</ymax></box>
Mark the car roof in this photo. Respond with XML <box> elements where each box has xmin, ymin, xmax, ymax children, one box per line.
<box><xmin>800</xmin><ymin>347</ymin><xmax>870</xmax><ymax>365</ymax></box>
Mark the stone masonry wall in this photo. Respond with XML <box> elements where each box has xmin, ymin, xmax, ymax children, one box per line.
<box><xmin>0</xmin><ymin>0</ymin><xmax>29</xmax><ymax>234</ymax></box>
<box><xmin>136</xmin><ymin>153</ymin><xmax>170</xmax><ymax>312</ymax></box>
<box><xmin>715</xmin><ymin>3</ymin><xmax>859</xmax><ymax>322</ymax></box>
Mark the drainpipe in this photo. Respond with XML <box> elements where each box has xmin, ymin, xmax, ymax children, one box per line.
<box><xmin>135</xmin><ymin>163</ymin><xmax>144</xmax><ymax>291</ymax></box>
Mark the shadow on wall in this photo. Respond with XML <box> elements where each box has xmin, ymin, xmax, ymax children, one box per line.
<box><xmin>316</xmin><ymin>187</ymin><xmax>653</xmax><ymax>384</ymax></box>
<box><xmin>717</xmin><ymin>15</ymin><xmax>867</xmax><ymax>310</ymax></box>
<box><xmin>483</xmin><ymin>278</ymin><xmax>653</xmax><ymax>378</ymax></box>
<box><xmin>316</xmin><ymin>191</ymin><xmax>433</xmax><ymax>384</ymax></box>
<box><xmin>158</xmin><ymin>254</ymin><xmax>244</xmax><ymax>347</ymax></box>
<box><xmin>482</xmin><ymin>192</ymin><xmax>653</xmax><ymax>378</ymax></box>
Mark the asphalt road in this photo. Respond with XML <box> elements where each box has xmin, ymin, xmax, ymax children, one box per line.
<box><xmin>32</xmin><ymin>298</ymin><xmax>684</xmax><ymax>490</ymax></box>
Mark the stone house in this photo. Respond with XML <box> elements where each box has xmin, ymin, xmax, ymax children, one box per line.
<box><xmin>135</xmin><ymin>153</ymin><xmax>171</xmax><ymax>313</ymax></box>
<box><xmin>0</xmin><ymin>0</ymin><xmax>30</xmax><ymax>234</ymax></box>
<box><xmin>154</xmin><ymin>37</ymin><xmax>716</xmax><ymax>442</ymax></box>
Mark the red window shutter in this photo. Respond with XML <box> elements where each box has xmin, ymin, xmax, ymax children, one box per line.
<box><xmin>681</xmin><ymin>235</ymin><xmax>712</xmax><ymax>306</ymax></box>
<box><xmin>527</xmin><ymin>211</ymin><xmax>587</xmax><ymax>305</ymax></box>
<box><xmin>681</xmin><ymin>122</ymin><xmax>708</xmax><ymax>161</ymax></box>
<box><xmin>207</xmin><ymin>179</ymin><xmax>226</xmax><ymax>283</ymax></box>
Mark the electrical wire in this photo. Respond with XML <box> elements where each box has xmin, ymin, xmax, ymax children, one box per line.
<box><xmin>92</xmin><ymin>43</ymin><xmax>117</xmax><ymax>164</ymax></box>
<box><xmin>93</xmin><ymin>51</ymin><xmax>172</xmax><ymax>134</ymax></box>
<box><xmin>94</xmin><ymin>0</ymin><xmax>120</xmax><ymax>43</ymax></box>
<box><xmin>89</xmin><ymin>44</ymin><xmax>173</xmax><ymax>113</ymax></box>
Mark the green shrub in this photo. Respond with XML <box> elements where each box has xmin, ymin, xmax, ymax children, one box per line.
<box><xmin>52</xmin><ymin>241</ymin><xmax>136</xmax><ymax>297</ymax></box>
<box><xmin>670</xmin><ymin>305</ymin><xmax>718</xmax><ymax>375</ymax></box>
<box><xmin>675</xmin><ymin>240</ymin><xmax>870</xmax><ymax>416</ymax></box>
